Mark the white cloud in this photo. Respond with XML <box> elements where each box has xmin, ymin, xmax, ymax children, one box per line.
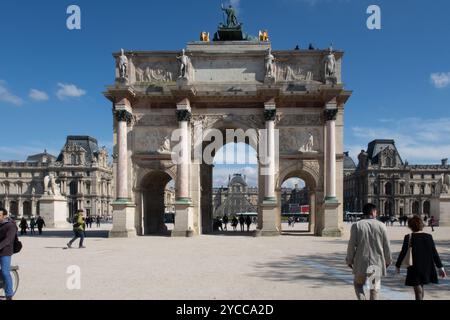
<box><xmin>430</xmin><ymin>72</ymin><xmax>450</xmax><ymax>88</ymax></box>
<box><xmin>348</xmin><ymin>117</ymin><xmax>450</xmax><ymax>164</ymax></box>
<box><xmin>0</xmin><ymin>80</ymin><xmax>23</xmax><ymax>106</ymax></box>
<box><xmin>29</xmin><ymin>89</ymin><xmax>49</xmax><ymax>101</ymax></box>
<box><xmin>56</xmin><ymin>83</ymin><xmax>86</xmax><ymax>100</ymax></box>
<box><xmin>282</xmin><ymin>178</ymin><xmax>306</xmax><ymax>189</ymax></box>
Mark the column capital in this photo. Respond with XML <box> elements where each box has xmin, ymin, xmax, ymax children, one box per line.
<box><xmin>264</xmin><ymin>108</ymin><xmax>277</xmax><ymax>121</ymax></box>
<box><xmin>324</xmin><ymin>108</ymin><xmax>338</xmax><ymax>121</ymax></box>
<box><xmin>115</xmin><ymin>110</ymin><xmax>133</xmax><ymax>124</ymax></box>
<box><xmin>176</xmin><ymin>109</ymin><xmax>192</xmax><ymax>122</ymax></box>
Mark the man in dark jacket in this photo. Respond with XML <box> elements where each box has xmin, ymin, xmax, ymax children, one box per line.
<box><xmin>36</xmin><ymin>215</ymin><xmax>46</xmax><ymax>235</ymax></box>
<box><xmin>0</xmin><ymin>208</ymin><xmax>17</xmax><ymax>300</ymax></box>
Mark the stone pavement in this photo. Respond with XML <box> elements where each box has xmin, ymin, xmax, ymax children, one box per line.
<box><xmin>8</xmin><ymin>223</ymin><xmax>450</xmax><ymax>300</ymax></box>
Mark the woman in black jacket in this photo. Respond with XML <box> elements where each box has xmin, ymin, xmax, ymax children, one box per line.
<box><xmin>396</xmin><ymin>215</ymin><xmax>446</xmax><ymax>300</ymax></box>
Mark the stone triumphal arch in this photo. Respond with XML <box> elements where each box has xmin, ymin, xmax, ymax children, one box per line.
<box><xmin>105</xmin><ymin>33</ymin><xmax>351</xmax><ymax>238</ymax></box>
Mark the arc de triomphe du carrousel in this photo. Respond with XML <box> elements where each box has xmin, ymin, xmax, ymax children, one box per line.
<box><xmin>104</xmin><ymin>7</ymin><xmax>352</xmax><ymax>238</ymax></box>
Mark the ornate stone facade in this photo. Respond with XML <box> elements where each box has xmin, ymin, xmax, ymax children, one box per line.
<box><xmin>106</xmin><ymin>38</ymin><xmax>351</xmax><ymax>238</ymax></box>
<box><xmin>344</xmin><ymin>139</ymin><xmax>450</xmax><ymax>220</ymax></box>
<box><xmin>0</xmin><ymin>136</ymin><xmax>114</xmax><ymax>220</ymax></box>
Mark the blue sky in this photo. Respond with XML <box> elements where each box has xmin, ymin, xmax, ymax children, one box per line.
<box><xmin>1</xmin><ymin>0</ymin><xmax>450</xmax><ymax>187</ymax></box>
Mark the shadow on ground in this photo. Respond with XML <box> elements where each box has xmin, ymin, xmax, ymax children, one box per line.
<box><xmin>248</xmin><ymin>241</ymin><xmax>450</xmax><ymax>298</ymax></box>
<box><xmin>19</xmin><ymin>230</ymin><xmax>109</xmax><ymax>238</ymax></box>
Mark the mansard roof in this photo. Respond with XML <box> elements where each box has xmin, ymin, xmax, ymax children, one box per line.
<box><xmin>56</xmin><ymin>136</ymin><xmax>100</xmax><ymax>162</ymax></box>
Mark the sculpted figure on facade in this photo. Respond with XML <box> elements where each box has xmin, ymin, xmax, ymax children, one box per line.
<box><xmin>441</xmin><ymin>173</ymin><xmax>450</xmax><ymax>194</ymax></box>
<box><xmin>177</xmin><ymin>49</ymin><xmax>190</xmax><ymax>79</ymax></box>
<box><xmin>302</xmin><ymin>132</ymin><xmax>315</xmax><ymax>152</ymax></box>
<box><xmin>265</xmin><ymin>48</ymin><xmax>276</xmax><ymax>80</ymax></box>
<box><xmin>323</xmin><ymin>45</ymin><xmax>336</xmax><ymax>78</ymax></box>
<box><xmin>119</xmin><ymin>49</ymin><xmax>128</xmax><ymax>79</ymax></box>
<box><xmin>157</xmin><ymin>136</ymin><xmax>172</xmax><ymax>154</ymax></box>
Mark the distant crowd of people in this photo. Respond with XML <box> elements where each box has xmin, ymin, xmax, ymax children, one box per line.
<box><xmin>14</xmin><ymin>214</ymin><xmax>106</xmax><ymax>236</ymax></box>
<box><xmin>214</xmin><ymin>214</ymin><xmax>257</xmax><ymax>232</ymax></box>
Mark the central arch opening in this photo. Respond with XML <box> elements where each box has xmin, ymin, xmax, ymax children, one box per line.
<box><xmin>141</xmin><ymin>171</ymin><xmax>174</xmax><ymax>235</ymax></box>
<box><xmin>204</xmin><ymin>138</ymin><xmax>259</xmax><ymax>235</ymax></box>
<box><xmin>280</xmin><ymin>177</ymin><xmax>310</xmax><ymax>232</ymax></box>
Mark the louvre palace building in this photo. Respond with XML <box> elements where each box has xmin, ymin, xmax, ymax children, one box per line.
<box><xmin>0</xmin><ymin>136</ymin><xmax>114</xmax><ymax>220</ymax></box>
<box><xmin>344</xmin><ymin>139</ymin><xmax>450</xmax><ymax>217</ymax></box>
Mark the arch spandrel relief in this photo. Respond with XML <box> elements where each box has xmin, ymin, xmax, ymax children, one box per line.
<box><xmin>133</xmin><ymin>127</ymin><xmax>175</xmax><ymax>154</ymax></box>
<box><xmin>279</xmin><ymin>127</ymin><xmax>323</xmax><ymax>154</ymax></box>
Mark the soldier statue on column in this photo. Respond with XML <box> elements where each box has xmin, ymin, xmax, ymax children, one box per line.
<box><xmin>119</xmin><ymin>48</ymin><xmax>128</xmax><ymax>79</ymax></box>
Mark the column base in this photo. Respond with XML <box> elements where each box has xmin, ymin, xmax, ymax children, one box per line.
<box><xmin>109</xmin><ymin>201</ymin><xmax>136</xmax><ymax>238</ymax></box>
<box><xmin>172</xmin><ymin>200</ymin><xmax>194</xmax><ymax>237</ymax></box>
<box><xmin>259</xmin><ymin>201</ymin><xmax>280</xmax><ymax>236</ymax></box>
<box><xmin>320</xmin><ymin>200</ymin><xmax>342</xmax><ymax>237</ymax></box>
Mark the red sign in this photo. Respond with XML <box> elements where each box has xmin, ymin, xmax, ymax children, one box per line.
<box><xmin>301</xmin><ymin>205</ymin><xmax>310</xmax><ymax>214</ymax></box>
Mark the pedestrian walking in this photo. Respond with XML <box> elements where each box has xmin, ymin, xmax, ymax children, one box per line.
<box><xmin>245</xmin><ymin>215</ymin><xmax>252</xmax><ymax>232</ymax></box>
<box><xmin>30</xmin><ymin>217</ymin><xmax>36</xmax><ymax>235</ymax></box>
<box><xmin>36</xmin><ymin>215</ymin><xmax>46</xmax><ymax>235</ymax></box>
<box><xmin>238</xmin><ymin>214</ymin><xmax>245</xmax><ymax>232</ymax></box>
<box><xmin>346</xmin><ymin>203</ymin><xmax>392</xmax><ymax>300</ymax></box>
<box><xmin>231</xmin><ymin>216</ymin><xmax>238</xmax><ymax>231</ymax></box>
<box><xmin>67</xmin><ymin>210</ymin><xmax>86</xmax><ymax>249</ymax></box>
<box><xmin>0</xmin><ymin>208</ymin><xmax>20</xmax><ymax>300</ymax></box>
<box><xmin>223</xmin><ymin>214</ymin><xmax>229</xmax><ymax>231</ymax></box>
<box><xmin>395</xmin><ymin>215</ymin><xmax>447</xmax><ymax>300</ymax></box>
<box><xmin>429</xmin><ymin>216</ymin><xmax>436</xmax><ymax>232</ymax></box>
<box><xmin>19</xmin><ymin>217</ymin><xmax>28</xmax><ymax>235</ymax></box>
<box><xmin>96</xmin><ymin>216</ymin><xmax>101</xmax><ymax>228</ymax></box>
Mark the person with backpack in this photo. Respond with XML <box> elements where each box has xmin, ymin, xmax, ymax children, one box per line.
<box><xmin>67</xmin><ymin>209</ymin><xmax>86</xmax><ymax>249</ymax></box>
<box><xmin>0</xmin><ymin>208</ymin><xmax>20</xmax><ymax>300</ymax></box>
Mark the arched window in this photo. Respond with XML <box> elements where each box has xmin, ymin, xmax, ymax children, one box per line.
<box><xmin>71</xmin><ymin>154</ymin><xmax>77</xmax><ymax>165</ymax></box>
<box><xmin>423</xmin><ymin>201</ymin><xmax>431</xmax><ymax>216</ymax></box>
<box><xmin>412</xmin><ymin>201</ymin><xmax>420</xmax><ymax>215</ymax></box>
<box><xmin>385</xmin><ymin>182</ymin><xmax>393</xmax><ymax>196</ymax></box>
<box><xmin>420</xmin><ymin>184</ymin><xmax>425</xmax><ymax>195</ymax></box>
<box><xmin>69</xmin><ymin>181</ymin><xmax>78</xmax><ymax>195</ymax></box>
<box><xmin>373</xmin><ymin>183</ymin><xmax>378</xmax><ymax>195</ymax></box>
<box><xmin>385</xmin><ymin>157</ymin><xmax>392</xmax><ymax>167</ymax></box>
<box><xmin>400</xmin><ymin>183</ymin><xmax>405</xmax><ymax>195</ymax></box>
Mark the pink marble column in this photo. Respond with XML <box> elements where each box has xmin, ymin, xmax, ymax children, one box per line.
<box><xmin>115</xmin><ymin>109</ymin><xmax>132</xmax><ymax>201</ymax></box>
<box><xmin>263</xmin><ymin>105</ymin><xmax>277</xmax><ymax>201</ymax></box>
<box><xmin>175</xmin><ymin>107</ymin><xmax>192</xmax><ymax>201</ymax></box>
<box><xmin>324</xmin><ymin>107</ymin><xmax>338</xmax><ymax>201</ymax></box>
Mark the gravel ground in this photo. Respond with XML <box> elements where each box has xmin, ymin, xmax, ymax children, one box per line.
<box><xmin>6</xmin><ymin>223</ymin><xmax>450</xmax><ymax>300</ymax></box>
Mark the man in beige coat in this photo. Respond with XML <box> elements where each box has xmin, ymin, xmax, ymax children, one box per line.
<box><xmin>346</xmin><ymin>203</ymin><xmax>392</xmax><ymax>300</ymax></box>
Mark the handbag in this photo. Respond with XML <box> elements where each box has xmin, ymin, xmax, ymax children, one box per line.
<box><xmin>401</xmin><ymin>233</ymin><xmax>413</xmax><ymax>267</ymax></box>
